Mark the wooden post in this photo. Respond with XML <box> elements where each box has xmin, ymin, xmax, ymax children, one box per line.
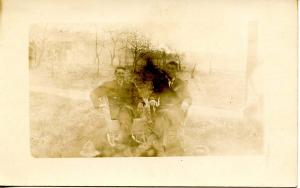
<box><xmin>245</xmin><ymin>21</ymin><xmax>258</xmax><ymax>105</ymax></box>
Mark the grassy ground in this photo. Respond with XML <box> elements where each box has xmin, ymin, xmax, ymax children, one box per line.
<box><xmin>30</xmin><ymin>92</ymin><xmax>107</xmax><ymax>157</ymax></box>
<box><xmin>30</xmin><ymin>89</ymin><xmax>263</xmax><ymax>157</ymax></box>
<box><xmin>30</xmin><ymin>65</ymin><xmax>263</xmax><ymax>157</ymax></box>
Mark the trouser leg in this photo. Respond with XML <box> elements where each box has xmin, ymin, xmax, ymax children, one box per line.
<box><xmin>154</xmin><ymin>108</ymin><xmax>185</xmax><ymax>156</ymax></box>
<box><xmin>152</xmin><ymin>113</ymin><xmax>169</xmax><ymax>155</ymax></box>
<box><xmin>118</xmin><ymin>106</ymin><xmax>134</xmax><ymax>144</ymax></box>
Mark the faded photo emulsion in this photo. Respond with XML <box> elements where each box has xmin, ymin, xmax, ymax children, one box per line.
<box><xmin>29</xmin><ymin>22</ymin><xmax>263</xmax><ymax>157</ymax></box>
<box><xmin>0</xmin><ymin>0</ymin><xmax>297</xmax><ymax>186</ymax></box>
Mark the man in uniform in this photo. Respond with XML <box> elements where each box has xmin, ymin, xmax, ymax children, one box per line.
<box><xmin>90</xmin><ymin>66</ymin><xmax>143</xmax><ymax>148</ymax></box>
<box><xmin>151</xmin><ymin>61</ymin><xmax>192</xmax><ymax>156</ymax></box>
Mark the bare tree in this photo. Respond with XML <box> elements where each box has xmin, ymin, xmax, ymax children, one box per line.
<box><xmin>174</xmin><ymin>52</ymin><xmax>185</xmax><ymax>71</ymax></box>
<box><xmin>29</xmin><ymin>42</ymin><xmax>37</xmax><ymax>68</ymax></box>
<box><xmin>95</xmin><ymin>27</ymin><xmax>105</xmax><ymax>77</ymax></box>
<box><xmin>118</xmin><ymin>32</ymin><xmax>129</xmax><ymax>66</ymax></box>
<box><xmin>107</xmin><ymin>30</ymin><xmax>119</xmax><ymax>66</ymax></box>
<box><xmin>117</xmin><ymin>33</ymin><xmax>129</xmax><ymax>66</ymax></box>
<box><xmin>125</xmin><ymin>31</ymin><xmax>151</xmax><ymax>72</ymax></box>
<box><xmin>50</xmin><ymin>48</ymin><xmax>58</xmax><ymax>78</ymax></box>
<box><xmin>117</xmin><ymin>51</ymin><xmax>122</xmax><ymax>65</ymax></box>
<box><xmin>191</xmin><ymin>63</ymin><xmax>197</xmax><ymax>78</ymax></box>
<box><xmin>29</xmin><ymin>24</ymin><xmax>48</xmax><ymax>68</ymax></box>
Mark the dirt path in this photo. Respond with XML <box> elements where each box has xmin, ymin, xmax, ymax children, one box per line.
<box><xmin>30</xmin><ymin>85</ymin><xmax>91</xmax><ymax>101</ymax></box>
<box><xmin>30</xmin><ymin>84</ymin><xmax>244</xmax><ymax>120</ymax></box>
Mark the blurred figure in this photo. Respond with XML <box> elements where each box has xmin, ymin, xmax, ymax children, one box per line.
<box><xmin>152</xmin><ymin>61</ymin><xmax>192</xmax><ymax>156</ymax></box>
<box><xmin>90</xmin><ymin>66</ymin><xmax>143</xmax><ymax>147</ymax></box>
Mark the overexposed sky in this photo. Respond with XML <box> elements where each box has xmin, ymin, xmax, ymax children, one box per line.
<box><xmin>5</xmin><ymin>0</ymin><xmax>296</xmax><ymax>72</ymax></box>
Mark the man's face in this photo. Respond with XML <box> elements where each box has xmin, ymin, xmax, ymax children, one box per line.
<box><xmin>144</xmin><ymin>72</ymin><xmax>154</xmax><ymax>81</ymax></box>
<box><xmin>115</xmin><ymin>69</ymin><xmax>125</xmax><ymax>81</ymax></box>
<box><xmin>166</xmin><ymin>64</ymin><xmax>178</xmax><ymax>78</ymax></box>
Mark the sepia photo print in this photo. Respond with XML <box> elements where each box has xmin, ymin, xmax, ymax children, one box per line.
<box><xmin>29</xmin><ymin>22</ymin><xmax>263</xmax><ymax>157</ymax></box>
<box><xmin>0</xmin><ymin>0</ymin><xmax>297</xmax><ymax>186</ymax></box>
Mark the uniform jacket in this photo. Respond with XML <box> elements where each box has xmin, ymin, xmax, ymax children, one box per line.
<box><xmin>90</xmin><ymin>80</ymin><xmax>141</xmax><ymax>120</ymax></box>
<box><xmin>152</xmin><ymin>76</ymin><xmax>192</xmax><ymax>108</ymax></box>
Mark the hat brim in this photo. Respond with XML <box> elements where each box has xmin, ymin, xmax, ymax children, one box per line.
<box><xmin>80</xmin><ymin>150</ymin><xmax>100</xmax><ymax>157</ymax></box>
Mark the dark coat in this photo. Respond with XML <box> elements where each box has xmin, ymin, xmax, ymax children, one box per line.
<box><xmin>153</xmin><ymin>76</ymin><xmax>192</xmax><ymax>108</ymax></box>
<box><xmin>90</xmin><ymin>80</ymin><xmax>141</xmax><ymax>120</ymax></box>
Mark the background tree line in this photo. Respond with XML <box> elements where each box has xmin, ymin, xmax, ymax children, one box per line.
<box><xmin>29</xmin><ymin>26</ymin><xmax>185</xmax><ymax>80</ymax></box>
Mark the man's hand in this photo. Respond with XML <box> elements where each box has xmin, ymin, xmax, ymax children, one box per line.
<box><xmin>149</xmin><ymin>99</ymin><xmax>159</xmax><ymax>107</ymax></box>
<box><xmin>90</xmin><ymin>103</ymin><xmax>108</xmax><ymax>114</ymax></box>
<box><xmin>90</xmin><ymin>106</ymin><xmax>101</xmax><ymax>113</ymax></box>
<box><xmin>181</xmin><ymin>100</ymin><xmax>190</xmax><ymax>112</ymax></box>
<box><xmin>137</xmin><ymin>102</ymin><xmax>144</xmax><ymax>113</ymax></box>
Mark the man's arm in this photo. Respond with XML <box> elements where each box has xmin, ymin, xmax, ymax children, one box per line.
<box><xmin>131</xmin><ymin>82</ymin><xmax>143</xmax><ymax>107</ymax></box>
<box><xmin>174</xmin><ymin>80</ymin><xmax>192</xmax><ymax>112</ymax></box>
<box><xmin>182</xmin><ymin>83</ymin><xmax>192</xmax><ymax>105</ymax></box>
<box><xmin>90</xmin><ymin>83</ymin><xmax>109</xmax><ymax>108</ymax></box>
<box><xmin>174</xmin><ymin>80</ymin><xmax>192</xmax><ymax>105</ymax></box>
